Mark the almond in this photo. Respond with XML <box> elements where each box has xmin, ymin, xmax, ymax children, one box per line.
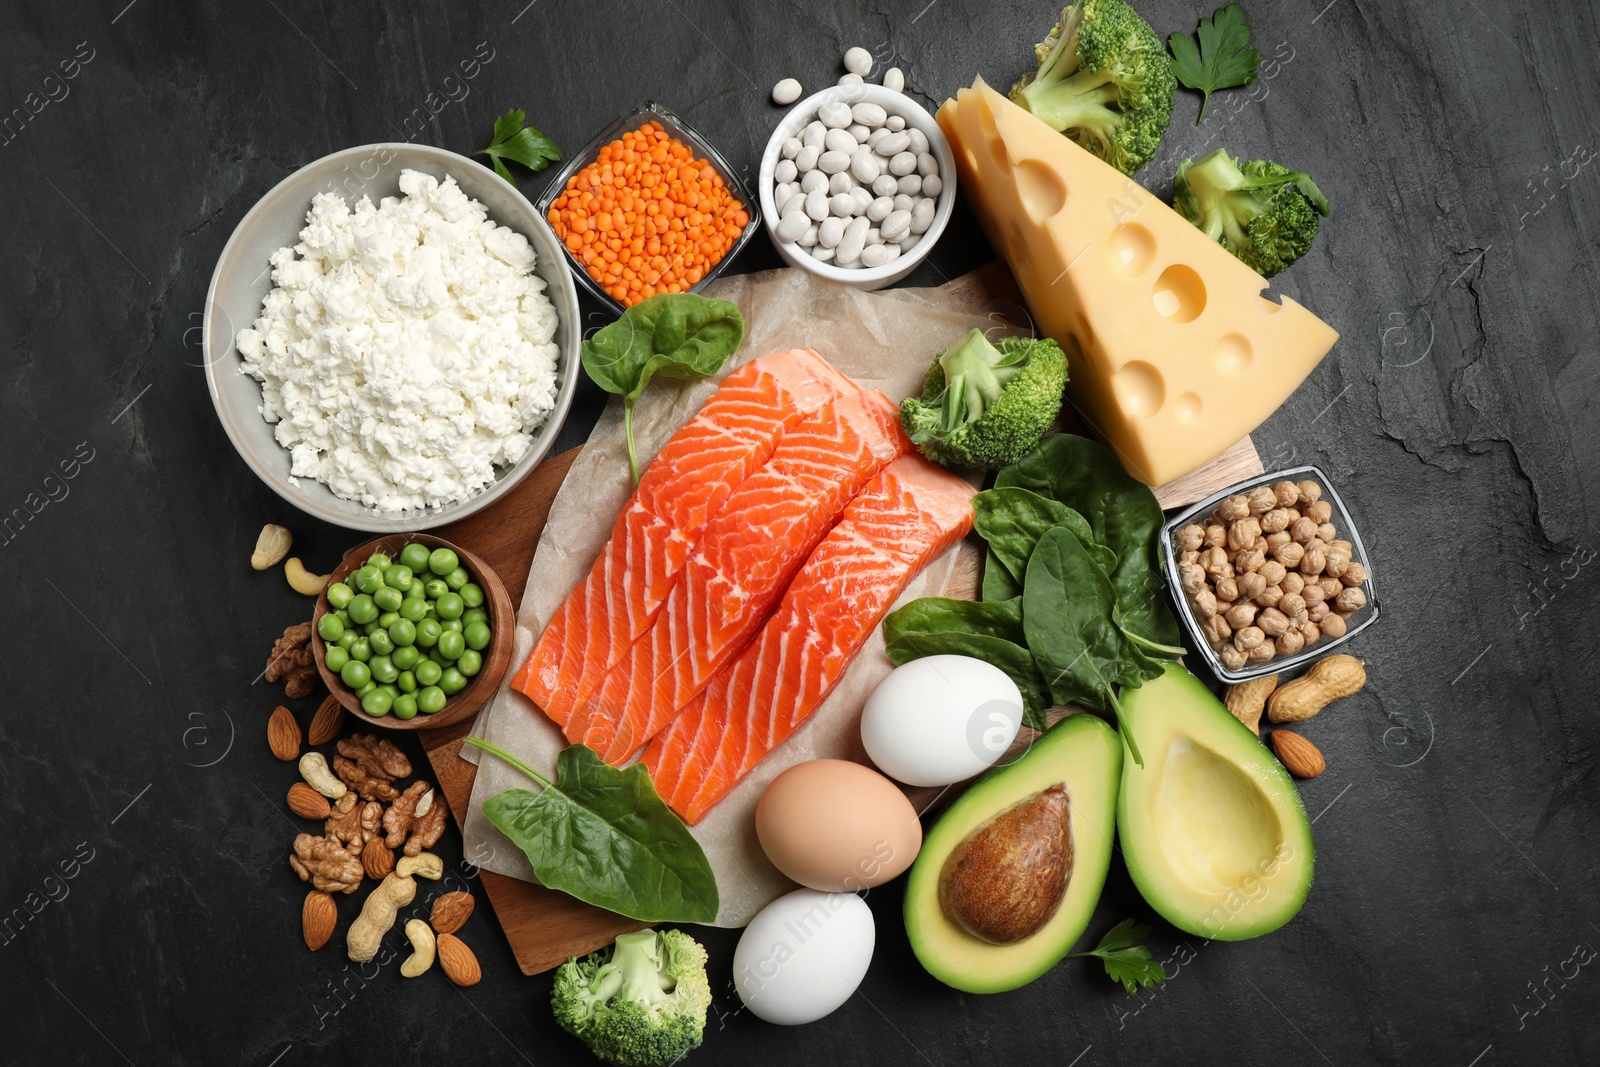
<box><xmin>363</xmin><ymin>843</ymin><xmax>395</xmax><ymax>880</ymax></box>
<box><xmin>429</xmin><ymin>891</ymin><xmax>475</xmax><ymax>935</ymax></box>
<box><xmin>302</xmin><ymin>890</ymin><xmax>337</xmax><ymax>951</ymax></box>
<box><xmin>307</xmin><ymin>695</ymin><xmax>345</xmax><ymax>746</ymax></box>
<box><xmin>267</xmin><ymin>705</ymin><xmax>301</xmax><ymax>761</ymax></box>
<box><xmin>287</xmin><ymin>782</ymin><xmax>331</xmax><ymax>819</ymax></box>
<box><xmin>1270</xmin><ymin>730</ymin><xmax>1326</xmax><ymax>779</ymax></box>
<box><xmin>436</xmin><ymin>933</ymin><xmax>481</xmax><ymax>986</ymax></box>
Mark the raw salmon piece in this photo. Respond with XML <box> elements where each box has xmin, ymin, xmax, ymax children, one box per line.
<box><xmin>644</xmin><ymin>456</ymin><xmax>978</xmax><ymax>823</ymax></box>
<box><xmin>568</xmin><ymin>389</ymin><xmax>912</xmax><ymax>762</ymax></box>
<box><xmin>511</xmin><ymin>349</ymin><xmax>855</xmax><ymax>724</ymax></box>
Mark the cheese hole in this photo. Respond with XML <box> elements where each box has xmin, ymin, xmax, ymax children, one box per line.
<box><xmin>1152</xmin><ymin>264</ymin><xmax>1206</xmax><ymax>323</ymax></box>
<box><xmin>1174</xmin><ymin>392</ymin><xmax>1202</xmax><ymax>424</ymax></box>
<box><xmin>1106</xmin><ymin>223</ymin><xmax>1156</xmax><ymax>278</ymax></box>
<box><xmin>1212</xmin><ymin>334</ymin><xmax>1253</xmax><ymax>376</ymax></box>
<box><xmin>1112</xmin><ymin>360</ymin><xmax>1165</xmax><ymax>418</ymax></box>
<box><xmin>1014</xmin><ymin>159</ymin><xmax>1067</xmax><ymax>221</ymax></box>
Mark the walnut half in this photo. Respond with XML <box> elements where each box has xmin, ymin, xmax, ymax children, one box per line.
<box><xmin>334</xmin><ymin>734</ymin><xmax>412</xmax><ymax>802</ymax></box>
<box><xmin>383</xmin><ymin>781</ymin><xmax>448</xmax><ymax>857</ymax></box>
<box><xmin>265</xmin><ymin>621</ymin><xmax>318</xmax><ymax>699</ymax></box>
<box><xmin>325</xmin><ymin>793</ymin><xmax>383</xmax><ymax>857</ymax></box>
<box><xmin>289</xmin><ymin>834</ymin><xmax>363</xmax><ymax>894</ymax></box>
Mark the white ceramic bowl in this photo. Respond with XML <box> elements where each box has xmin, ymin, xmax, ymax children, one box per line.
<box><xmin>202</xmin><ymin>143</ymin><xmax>582</xmax><ymax>532</ymax></box>
<box><xmin>759</xmin><ymin>85</ymin><xmax>957</xmax><ymax>290</ymax></box>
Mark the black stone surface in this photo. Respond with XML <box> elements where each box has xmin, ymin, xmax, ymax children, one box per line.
<box><xmin>3</xmin><ymin>1</ymin><xmax>1598</xmax><ymax>1064</ymax></box>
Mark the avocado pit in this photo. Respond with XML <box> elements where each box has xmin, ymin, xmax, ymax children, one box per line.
<box><xmin>937</xmin><ymin>783</ymin><xmax>1073</xmax><ymax>944</ymax></box>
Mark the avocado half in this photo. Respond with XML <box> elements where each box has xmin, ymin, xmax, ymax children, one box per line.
<box><xmin>905</xmin><ymin>713</ymin><xmax>1122</xmax><ymax>993</ymax></box>
<box><xmin>1118</xmin><ymin>664</ymin><xmax>1315</xmax><ymax>941</ymax></box>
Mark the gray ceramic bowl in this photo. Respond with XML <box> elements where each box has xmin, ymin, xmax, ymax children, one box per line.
<box><xmin>203</xmin><ymin>143</ymin><xmax>581</xmax><ymax>532</ymax></box>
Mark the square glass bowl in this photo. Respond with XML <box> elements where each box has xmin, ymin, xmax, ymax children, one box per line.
<box><xmin>535</xmin><ymin>101</ymin><xmax>761</xmax><ymax>316</ymax></box>
<box><xmin>1159</xmin><ymin>465</ymin><xmax>1381</xmax><ymax>683</ymax></box>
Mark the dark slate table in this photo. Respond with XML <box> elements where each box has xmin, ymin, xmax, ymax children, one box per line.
<box><xmin>3</xmin><ymin>1</ymin><xmax>1597</xmax><ymax>1064</ymax></box>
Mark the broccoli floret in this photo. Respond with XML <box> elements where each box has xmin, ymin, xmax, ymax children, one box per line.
<box><xmin>1172</xmin><ymin>148</ymin><xmax>1332</xmax><ymax>277</ymax></box>
<box><xmin>901</xmin><ymin>329</ymin><xmax>1067</xmax><ymax>471</ymax></box>
<box><xmin>1009</xmin><ymin>1</ymin><xmax>1176</xmax><ymax>176</ymax></box>
<box><xmin>552</xmin><ymin>929</ymin><xmax>711</xmax><ymax>1067</ymax></box>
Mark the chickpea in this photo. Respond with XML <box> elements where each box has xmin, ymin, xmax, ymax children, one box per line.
<box><xmin>1296</xmin><ymin>480</ymin><xmax>1322</xmax><ymax>504</ymax></box>
<box><xmin>1335</xmin><ymin>586</ymin><xmax>1368</xmax><ymax>614</ymax></box>
<box><xmin>1307</xmin><ymin>600</ymin><xmax>1331</xmax><ymax>623</ymax></box>
<box><xmin>1234</xmin><ymin>625</ymin><xmax>1267</xmax><ymax>651</ymax></box>
<box><xmin>1247</xmin><ymin>486</ymin><xmax>1278</xmax><ymax>515</ymax></box>
<box><xmin>1317</xmin><ymin>522</ymin><xmax>1338</xmax><ymax>543</ymax></box>
<box><xmin>1217</xmin><ymin>495</ymin><xmax>1250</xmax><ymax>522</ymax></box>
<box><xmin>1248</xmin><ymin>640</ymin><xmax>1277</xmax><ymax>662</ymax></box>
<box><xmin>1301</xmin><ymin>546</ymin><xmax>1328</xmax><ymax>576</ymax></box>
<box><xmin>1237</xmin><ymin>572</ymin><xmax>1267</xmax><ymax>601</ymax></box>
<box><xmin>1328</xmin><ymin>539</ymin><xmax>1354</xmax><ymax>557</ymax></box>
<box><xmin>1220</xmin><ymin>643</ymin><xmax>1247</xmax><ymax>670</ymax></box>
<box><xmin>1201</xmin><ymin>546</ymin><xmax>1229</xmax><ymax>575</ymax></box>
<box><xmin>1272</xmin><ymin>480</ymin><xmax>1300</xmax><ymax>507</ymax></box>
<box><xmin>1275</xmin><ymin>629</ymin><xmax>1305</xmax><ymax>656</ymax></box>
<box><xmin>1261</xmin><ymin>508</ymin><xmax>1296</xmax><ymax>533</ymax></box>
<box><xmin>1252</xmin><ymin>534</ymin><xmax>1271</xmax><ymax>554</ymax></box>
<box><xmin>1281</xmin><ymin>572</ymin><xmax>1305</xmax><ymax>596</ymax></box>
<box><xmin>1176</xmin><ymin>523</ymin><xmax>1206</xmax><ymax>552</ymax></box>
<box><xmin>1205</xmin><ymin>524</ymin><xmax>1228</xmax><ymax>549</ymax></box>
<box><xmin>1215</xmin><ymin>576</ymin><xmax>1240</xmax><ymax>603</ymax></box>
<box><xmin>1273</xmin><ymin>541</ymin><xmax>1306</xmax><ymax>568</ymax></box>
<box><xmin>1280</xmin><ymin>593</ymin><xmax>1307</xmax><ymax>619</ymax></box>
<box><xmin>1341</xmin><ymin>562</ymin><xmax>1368</xmax><ymax>587</ymax></box>
<box><xmin>1201</xmin><ymin>614</ymin><xmax>1233</xmax><ymax>646</ymax></box>
<box><xmin>1235</xmin><ymin>547</ymin><xmax>1267</xmax><ymax>574</ymax></box>
<box><xmin>1255</xmin><ymin>584</ymin><xmax>1285</xmax><ymax>609</ymax></box>
<box><xmin>1266</xmin><ymin>531</ymin><xmax>1292</xmax><ymax>549</ymax></box>
<box><xmin>1258</xmin><ymin>560</ymin><xmax>1287</xmax><ymax>586</ymax></box>
<box><xmin>1225</xmin><ymin>602</ymin><xmax>1258</xmax><ymax>629</ymax></box>
<box><xmin>1324</xmin><ymin>549</ymin><xmax>1351</xmax><ymax>578</ymax></box>
<box><xmin>1289</xmin><ymin>516</ymin><xmax>1319</xmax><ymax>543</ymax></box>
<box><xmin>1179</xmin><ymin>562</ymin><xmax>1207</xmax><ymax>595</ymax></box>
<box><xmin>1216</xmin><ymin>562</ymin><xmax>1236</xmax><ymax>582</ymax></box>
<box><xmin>1319</xmin><ymin>576</ymin><xmax>1344</xmax><ymax>599</ymax></box>
<box><xmin>1192</xmin><ymin>587</ymin><xmax>1218</xmax><ymax>619</ymax></box>
<box><xmin>1299</xmin><ymin>621</ymin><xmax>1322</xmax><ymax>645</ymax></box>
<box><xmin>1228</xmin><ymin>517</ymin><xmax>1263</xmax><ymax>552</ymax></box>
<box><xmin>1257</xmin><ymin>606</ymin><xmax>1289</xmax><ymax>637</ymax></box>
<box><xmin>1320</xmin><ymin>613</ymin><xmax>1348</xmax><ymax>638</ymax></box>
<box><xmin>1306</xmin><ymin>500</ymin><xmax>1333</xmax><ymax>524</ymax></box>
<box><xmin>1180</xmin><ymin>549</ymin><xmax>1201</xmax><ymax>566</ymax></box>
<box><xmin>1301</xmin><ymin>583</ymin><xmax>1325</xmax><ymax>607</ymax></box>
<box><xmin>1305</xmin><ymin>537</ymin><xmax>1329</xmax><ymax>556</ymax></box>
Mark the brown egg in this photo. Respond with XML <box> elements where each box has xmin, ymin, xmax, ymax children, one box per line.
<box><xmin>755</xmin><ymin>759</ymin><xmax>922</xmax><ymax>892</ymax></box>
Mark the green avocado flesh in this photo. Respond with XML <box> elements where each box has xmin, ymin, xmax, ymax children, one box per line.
<box><xmin>1118</xmin><ymin>664</ymin><xmax>1315</xmax><ymax>941</ymax></box>
<box><xmin>905</xmin><ymin>714</ymin><xmax>1122</xmax><ymax>993</ymax></box>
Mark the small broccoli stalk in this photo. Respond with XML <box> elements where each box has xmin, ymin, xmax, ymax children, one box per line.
<box><xmin>901</xmin><ymin>329</ymin><xmax>1067</xmax><ymax>471</ymax></box>
<box><xmin>1172</xmin><ymin>148</ymin><xmax>1331</xmax><ymax>277</ymax></box>
<box><xmin>552</xmin><ymin>928</ymin><xmax>712</xmax><ymax>1067</ymax></box>
<box><xmin>1009</xmin><ymin>1</ymin><xmax>1176</xmax><ymax>176</ymax></box>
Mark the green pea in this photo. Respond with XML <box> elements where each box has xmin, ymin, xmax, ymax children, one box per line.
<box><xmin>464</xmin><ymin>620</ymin><xmax>492</xmax><ymax>651</ymax></box>
<box><xmin>418</xmin><ymin>686</ymin><xmax>447</xmax><ymax>714</ymax></box>
<box><xmin>393</xmin><ymin>693</ymin><xmax>418</xmax><ymax>720</ymax></box>
<box><xmin>383</xmin><ymin>564</ymin><xmax>414</xmax><ymax>593</ymax></box>
<box><xmin>366</xmin><ymin>552</ymin><xmax>391</xmax><ymax>570</ymax></box>
<box><xmin>439</xmin><ymin>668</ymin><xmax>467</xmax><ymax>696</ymax></box>
<box><xmin>460</xmin><ymin>583</ymin><xmax>484</xmax><ymax>608</ymax></box>
<box><xmin>457</xmin><ymin>649</ymin><xmax>483</xmax><ymax>677</ymax></box>
<box><xmin>373</xmin><ymin>586</ymin><xmax>404</xmax><ymax>613</ymax></box>
<box><xmin>400</xmin><ymin>543</ymin><xmax>432</xmax><ymax>573</ymax></box>
<box><xmin>336</xmin><ymin>630</ymin><xmax>358</xmax><ymax>651</ymax></box>
<box><xmin>428</xmin><ymin>547</ymin><xmax>459</xmax><ymax>575</ymax></box>
<box><xmin>340</xmin><ymin>660</ymin><xmax>371</xmax><ymax>688</ymax></box>
<box><xmin>396</xmin><ymin>670</ymin><xmax>417</xmax><ymax>693</ymax></box>
<box><xmin>377</xmin><ymin>611</ymin><xmax>399</xmax><ymax>629</ymax></box>
<box><xmin>444</xmin><ymin>567</ymin><xmax>470</xmax><ymax>591</ymax></box>
<box><xmin>355</xmin><ymin>680</ymin><xmax>377</xmax><ymax>698</ymax></box>
<box><xmin>324</xmin><ymin>645</ymin><xmax>350</xmax><ymax>672</ymax></box>
<box><xmin>379</xmin><ymin>683</ymin><xmax>399</xmax><ymax>698</ymax></box>
<box><xmin>415</xmin><ymin>618</ymin><xmax>442</xmax><ymax>648</ymax></box>
<box><xmin>317</xmin><ymin>614</ymin><xmax>345</xmax><ymax>642</ymax></box>
<box><xmin>440</xmin><ymin>618</ymin><xmax>463</xmax><ymax>635</ymax></box>
<box><xmin>363</xmin><ymin>621</ymin><xmax>383</xmax><ymax>637</ymax></box>
<box><xmin>388</xmin><ymin>618</ymin><xmax>417</xmax><ymax>647</ymax></box>
<box><xmin>369</xmin><ymin>630</ymin><xmax>395</xmax><ymax>656</ymax></box>
<box><xmin>415</xmin><ymin>659</ymin><xmax>443</xmax><ymax>687</ymax></box>
<box><xmin>399</xmin><ymin>597</ymin><xmax>428</xmax><ymax>622</ymax></box>
<box><xmin>333</xmin><ymin>608</ymin><xmax>352</xmax><ymax>628</ymax></box>
<box><xmin>435</xmin><ymin>592</ymin><xmax>464</xmax><ymax>620</ymax></box>
<box><xmin>348</xmin><ymin>637</ymin><xmax>372</xmax><ymax>663</ymax></box>
<box><xmin>423</xmin><ymin>578</ymin><xmax>450</xmax><ymax>600</ymax></box>
<box><xmin>351</xmin><ymin>565</ymin><xmax>384</xmax><ymax>594</ymax></box>
<box><xmin>326</xmin><ymin>582</ymin><xmax>354</xmax><ymax>609</ymax></box>
<box><xmin>369</xmin><ymin>655</ymin><xmax>398</xmax><ymax>684</ymax></box>
<box><xmin>392</xmin><ymin>644</ymin><xmax>421</xmax><ymax>670</ymax></box>
<box><xmin>462</xmin><ymin>607</ymin><xmax>488</xmax><ymax>627</ymax></box>
<box><xmin>348</xmin><ymin>594</ymin><xmax>378</xmax><ymax>624</ymax></box>
<box><xmin>362</xmin><ymin>688</ymin><xmax>393</xmax><ymax>716</ymax></box>
<box><xmin>436</xmin><ymin>630</ymin><xmax>465</xmax><ymax>661</ymax></box>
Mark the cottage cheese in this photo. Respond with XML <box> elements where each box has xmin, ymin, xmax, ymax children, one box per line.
<box><xmin>236</xmin><ymin>169</ymin><xmax>561</xmax><ymax>511</ymax></box>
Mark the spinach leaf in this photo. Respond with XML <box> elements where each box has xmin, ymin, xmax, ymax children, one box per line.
<box><xmin>466</xmin><ymin>738</ymin><xmax>719</xmax><ymax>923</ymax></box>
<box><xmin>1021</xmin><ymin>526</ymin><xmax>1147</xmax><ymax>765</ymax></box>
<box><xmin>975</xmin><ymin>487</ymin><xmax>1116</xmax><ymax>601</ymax></box>
<box><xmin>996</xmin><ymin>435</ymin><xmax>1183</xmax><ymax>649</ymax></box>
<box><xmin>883</xmin><ymin>597</ymin><xmax>1051</xmax><ymax>729</ymax></box>
<box><xmin>582</xmin><ymin>293</ymin><xmax>745</xmax><ymax>484</ymax></box>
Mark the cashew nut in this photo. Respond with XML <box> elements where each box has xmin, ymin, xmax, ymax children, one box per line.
<box><xmin>251</xmin><ymin>524</ymin><xmax>293</xmax><ymax>571</ymax></box>
<box><xmin>399</xmin><ymin>919</ymin><xmax>436</xmax><ymax>978</ymax></box>
<box><xmin>284</xmin><ymin>556</ymin><xmax>330</xmax><ymax>596</ymax></box>
<box><xmin>346</xmin><ymin>871</ymin><xmax>417</xmax><ymax>962</ymax></box>
<box><xmin>299</xmin><ymin>752</ymin><xmax>347</xmax><ymax>800</ymax></box>
<box><xmin>396</xmin><ymin>851</ymin><xmax>444</xmax><ymax>881</ymax></box>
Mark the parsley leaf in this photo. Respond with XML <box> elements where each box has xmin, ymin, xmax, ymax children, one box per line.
<box><xmin>1067</xmin><ymin>919</ymin><xmax>1169</xmax><ymax>995</ymax></box>
<box><xmin>475</xmin><ymin>108</ymin><xmax>561</xmax><ymax>184</ymax></box>
<box><xmin>1168</xmin><ymin>3</ymin><xmax>1260</xmax><ymax>124</ymax></box>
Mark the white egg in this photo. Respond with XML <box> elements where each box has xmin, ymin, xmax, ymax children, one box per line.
<box><xmin>733</xmin><ymin>889</ymin><xmax>875</xmax><ymax>1025</ymax></box>
<box><xmin>859</xmin><ymin>655</ymin><xmax>1024</xmax><ymax>786</ymax></box>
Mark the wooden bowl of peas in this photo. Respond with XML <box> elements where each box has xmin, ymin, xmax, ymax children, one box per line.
<box><xmin>310</xmin><ymin>533</ymin><xmax>514</xmax><ymax>731</ymax></box>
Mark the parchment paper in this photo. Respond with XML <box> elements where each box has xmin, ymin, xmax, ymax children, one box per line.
<box><xmin>462</xmin><ymin>266</ymin><xmax>1008</xmax><ymax>927</ymax></box>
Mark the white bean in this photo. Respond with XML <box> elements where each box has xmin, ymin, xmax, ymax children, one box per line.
<box><xmin>828</xmin><ymin>192</ymin><xmax>856</xmax><ymax>216</ymax></box>
<box><xmin>805</xmin><ymin>189</ymin><xmax>830</xmax><ymax>221</ymax></box>
<box><xmin>828</xmin><ymin>171</ymin><xmax>854</xmax><ymax>195</ymax></box>
<box><xmin>920</xmin><ymin>173</ymin><xmax>943</xmax><ymax>197</ymax></box>
<box><xmin>883</xmin><ymin>67</ymin><xmax>905</xmax><ymax>92</ymax></box>
<box><xmin>907</xmin><ymin>128</ymin><xmax>929</xmax><ymax>154</ymax></box>
<box><xmin>781</xmin><ymin>137</ymin><xmax>802</xmax><ymax>160</ymax></box>
<box><xmin>817</xmin><ymin>100</ymin><xmax>853</xmax><ymax>128</ymax></box>
<box><xmin>861</xmin><ymin>243</ymin><xmax>898</xmax><ymax>267</ymax></box>
<box><xmin>893</xmin><ymin>193</ymin><xmax>914</xmax><ymax>212</ymax></box>
<box><xmin>865</xmin><ymin>226</ymin><xmax>882</xmax><ymax>246</ymax></box>
<box><xmin>837</xmin><ymin>216</ymin><xmax>870</xmax><ymax>263</ymax></box>
<box><xmin>846</xmin><ymin>124</ymin><xmax>870</xmax><ymax>142</ymax></box>
<box><xmin>795</xmin><ymin>145</ymin><xmax>820</xmax><ymax>172</ymax></box>
<box><xmin>773</xmin><ymin>181</ymin><xmax>796</xmax><ymax>207</ymax></box>
<box><xmin>875</xmin><ymin>131</ymin><xmax>911</xmax><ymax>156</ymax></box>
<box><xmin>880</xmin><ymin>209</ymin><xmax>912</xmax><ymax>243</ymax></box>
<box><xmin>776</xmin><ymin>211</ymin><xmax>810</xmax><ymax>242</ymax></box>
<box><xmin>849</xmin><ymin>187</ymin><xmax>873</xmax><ymax>214</ymax></box>
<box><xmin>888</xmin><ymin>151</ymin><xmax>917</xmax><ymax>177</ymax></box>
<box><xmin>867</xmin><ymin>128</ymin><xmax>889</xmax><ymax>150</ymax></box>
<box><xmin>871</xmin><ymin>174</ymin><xmax>899</xmax><ymax>197</ymax></box>
<box><xmin>798</xmin><ymin>222</ymin><xmax>820</xmax><ymax>248</ymax></box>
<box><xmin>834</xmin><ymin>252</ymin><xmax>860</xmax><ymax>269</ymax></box>
<box><xmin>843</xmin><ymin>46</ymin><xmax>873</xmax><ymax>76</ymax></box>
<box><xmin>910</xmin><ymin>197</ymin><xmax>936</xmax><ymax>234</ymax></box>
<box><xmin>774</xmin><ymin>159</ymin><xmax>798</xmax><ymax>184</ymax></box>
<box><xmin>822</xmin><ymin>128</ymin><xmax>854</xmax><ymax>154</ymax></box>
<box><xmin>851</xmin><ymin>102</ymin><xmax>887</xmax><ymax>127</ymax></box>
<box><xmin>900</xmin><ymin>232</ymin><xmax>920</xmax><ymax>251</ymax></box>
<box><xmin>818</xmin><ymin>216</ymin><xmax>847</xmax><ymax>248</ymax></box>
<box><xmin>850</xmin><ymin>148</ymin><xmax>881</xmax><ymax>184</ymax></box>
<box><xmin>897</xmin><ymin>174</ymin><xmax>922</xmax><ymax>195</ymax></box>
<box><xmin>818</xmin><ymin>150</ymin><xmax>852</xmax><ymax>174</ymax></box>
<box><xmin>802</xmin><ymin>121</ymin><xmax>825</xmax><ymax>148</ymax></box>
<box><xmin>885</xmin><ymin>115</ymin><xmax>905</xmax><ymax>132</ymax></box>
<box><xmin>772</xmin><ymin>78</ymin><xmax>802</xmax><ymax>106</ymax></box>
<box><xmin>866</xmin><ymin>195</ymin><xmax>894</xmax><ymax>222</ymax></box>
<box><xmin>838</xmin><ymin>72</ymin><xmax>863</xmax><ymax>86</ymax></box>
<box><xmin>783</xmin><ymin>190</ymin><xmax>808</xmax><ymax>216</ymax></box>
<box><xmin>917</xmin><ymin>152</ymin><xmax>938</xmax><ymax>177</ymax></box>
<box><xmin>811</xmin><ymin>244</ymin><xmax>836</xmax><ymax>263</ymax></box>
<box><xmin>800</xmin><ymin>169</ymin><xmax>828</xmax><ymax>194</ymax></box>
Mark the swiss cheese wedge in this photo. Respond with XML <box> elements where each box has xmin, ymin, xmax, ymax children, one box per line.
<box><xmin>937</xmin><ymin>78</ymin><xmax>1338</xmax><ymax>485</ymax></box>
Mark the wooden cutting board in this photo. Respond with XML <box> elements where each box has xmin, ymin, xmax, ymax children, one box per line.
<box><xmin>420</xmin><ymin>262</ymin><xmax>1264</xmax><ymax>975</ymax></box>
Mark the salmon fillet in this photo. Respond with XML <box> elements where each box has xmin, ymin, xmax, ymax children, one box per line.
<box><xmin>511</xmin><ymin>349</ymin><xmax>856</xmax><ymax>724</ymax></box>
<box><xmin>644</xmin><ymin>456</ymin><xmax>977</xmax><ymax>823</ymax></box>
<box><xmin>566</xmin><ymin>389</ymin><xmax>912</xmax><ymax>762</ymax></box>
